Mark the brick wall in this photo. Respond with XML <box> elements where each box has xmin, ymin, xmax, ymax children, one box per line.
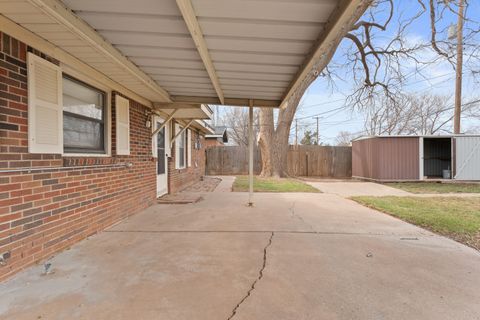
<box><xmin>168</xmin><ymin>125</ymin><xmax>206</xmax><ymax>194</ymax></box>
<box><xmin>0</xmin><ymin>32</ymin><xmax>157</xmax><ymax>281</ymax></box>
<box><xmin>205</xmin><ymin>138</ymin><xmax>223</xmax><ymax>149</ymax></box>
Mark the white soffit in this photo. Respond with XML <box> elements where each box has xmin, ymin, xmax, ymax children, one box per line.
<box><xmin>158</xmin><ymin>105</ymin><xmax>213</xmax><ymax>120</ymax></box>
<box><xmin>1</xmin><ymin>0</ymin><xmax>356</xmax><ymax>106</ymax></box>
<box><xmin>61</xmin><ymin>0</ymin><xmax>339</xmax><ymax>103</ymax></box>
<box><xmin>63</xmin><ymin>0</ymin><xmax>217</xmax><ymax>99</ymax></box>
<box><xmin>0</xmin><ymin>0</ymin><xmax>170</xmax><ymax>103</ymax></box>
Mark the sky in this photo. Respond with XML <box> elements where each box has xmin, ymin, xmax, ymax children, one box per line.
<box><xmin>215</xmin><ymin>0</ymin><xmax>480</xmax><ymax>145</ymax></box>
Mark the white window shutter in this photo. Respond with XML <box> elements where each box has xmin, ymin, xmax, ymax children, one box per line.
<box><xmin>187</xmin><ymin>129</ymin><xmax>192</xmax><ymax>167</ymax></box>
<box><xmin>115</xmin><ymin>95</ymin><xmax>130</xmax><ymax>155</ymax></box>
<box><xmin>27</xmin><ymin>53</ymin><xmax>63</xmax><ymax>154</ymax></box>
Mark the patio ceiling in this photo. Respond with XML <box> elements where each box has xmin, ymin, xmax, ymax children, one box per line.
<box><xmin>1</xmin><ymin>0</ymin><xmax>364</xmax><ymax>107</ymax></box>
<box><xmin>159</xmin><ymin>104</ymin><xmax>213</xmax><ymax>120</ymax></box>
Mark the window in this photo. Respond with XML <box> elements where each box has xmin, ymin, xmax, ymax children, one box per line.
<box><xmin>62</xmin><ymin>76</ymin><xmax>106</xmax><ymax>154</ymax></box>
<box><xmin>187</xmin><ymin>129</ymin><xmax>192</xmax><ymax>167</ymax></box>
<box><xmin>176</xmin><ymin>125</ymin><xmax>186</xmax><ymax>169</ymax></box>
<box><xmin>157</xmin><ymin>124</ymin><xmax>166</xmax><ymax>174</ymax></box>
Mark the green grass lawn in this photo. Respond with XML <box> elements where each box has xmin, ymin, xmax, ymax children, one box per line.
<box><xmin>352</xmin><ymin>196</ymin><xmax>480</xmax><ymax>250</ymax></box>
<box><xmin>232</xmin><ymin>176</ymin><xmax>319</xmax><ymax>193</ymax></box>
<box><xmin>386</xmin><ymin>182</ymin><xmax>480</xmax><ymax>194</ymax></box>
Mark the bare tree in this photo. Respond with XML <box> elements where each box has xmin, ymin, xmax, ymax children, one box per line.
<box><xmin>257</xmin><ymin>0</ymin><xmax>479</xmax><ymax>177</ymax></box>
<box><xmin>222</xmin><ymin>108</ymin><xmax>259</xmax><ymax>146</ymax></box>
<box><xmin>335</xmin><ymin>131</ymin><xmax>357</xmax><ymax>146</ymax></box>
<box><xmin>257</xmin><ymin>1</ymin><xmax>372</xmax><ymax>177</ymax></box>
<box><xmin>347</xmin><ymin>0</ymin><xmax>480</xmax><ymax>125</ymax></box>
<box><xmin>364</xmin><ymin>93</ymin><xmax>479</xmax><ymax>135</ymax></box>
<box><xmin>258</xmin><ymin>0</ymin><xmax>425</xmax><ymax>176</ymax></box>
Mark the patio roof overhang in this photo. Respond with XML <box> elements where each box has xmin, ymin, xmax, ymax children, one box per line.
<box><xmin>155</xmin><ymin>103</ymin><xmax>213</xmax><ymax>120</ymax></box>
<box><xmin>150</xmin><ymin>103</ymin><xmax>214</xmax><ymax>136</ymax></box>
<box><xmin>0</xmin><ymin>0</ymin><xmax>365</xmax><ymax>109</ymax></box>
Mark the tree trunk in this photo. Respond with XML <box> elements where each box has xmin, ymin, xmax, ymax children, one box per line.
<box><xmin>258</xmin><ymin>94</ymin><xmax>301</xmax><ymax>177</ymax></box>
<box><xmin>256</xmin><ymin>1</ymin><xmax>371</xmax><ymax>177</ymax></box>
<box><xmin>258</xmin><ymin>108</ymin><xmax>275</xmax><ymax>176</ymax></box>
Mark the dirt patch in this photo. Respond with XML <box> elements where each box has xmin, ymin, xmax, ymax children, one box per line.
<box><xmin>449</xmin><ymin>233</ymin><xmax>480</xmax><ymax>251</ymax></box>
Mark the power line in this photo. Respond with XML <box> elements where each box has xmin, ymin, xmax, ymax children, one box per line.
<box><xmin>296</xmin><ymin>75</ymin><xmax>456</xmax><ymax>121</ymax></box>
<box><xmin>299</xmin><ymin>69</ymin><xmax>455</xmax><ymax>111</ymax></box>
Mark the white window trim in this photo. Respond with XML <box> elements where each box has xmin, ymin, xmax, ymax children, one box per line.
<box><xmin>152</xmin><ymin>115</ymin><xmax>171</xmax><ymax>158</ymax></box>
<box><xmin>61</xmin><ymin>64</ymin><xmax>112</xmax><ymax>157</ymax></box>
<box><xmin>187</xmin><ymin>129</ymin><xmax>192</xmax><ymax>167</ymax></box>
<box><xmin>175</xmin><ymin>124</ymin><xmax>186</xmax><ymax>169</ymax></box>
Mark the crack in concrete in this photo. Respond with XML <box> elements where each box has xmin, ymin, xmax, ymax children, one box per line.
<box><xmin>289</xmin><ymin>201</ymin><xmax>314</xmax><ymax>231</ymax></box>
<box><xmin>288</xmin><ymin>201</ymin><xmax>297</xmax><ymax>219</ymax></box>
<box><xmin>227</xmin><ymin>232</ymin><xmax>274</xmax><ymax>320</ymax></box>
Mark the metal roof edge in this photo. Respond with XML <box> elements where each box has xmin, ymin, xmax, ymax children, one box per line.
<box><xmin>352</xmin><ymin>134</ymin><xmax>480</xmax><ymax>142</ymax></box>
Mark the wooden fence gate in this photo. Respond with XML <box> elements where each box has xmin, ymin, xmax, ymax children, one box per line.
<box><xmin>206</xmin><ymin>145</ymin><xmax>352</xmax><ymax>177</ymax></box>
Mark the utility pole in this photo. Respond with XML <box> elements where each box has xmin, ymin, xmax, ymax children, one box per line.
<box><xmin>454</xmin><ymin>0</ymin><xmax>465</xmax><ymax>134</ymax></box>
<box><xmin>314</xmin><ymin>116</ymin><xmax>320</xmax><ymax>145</ymax></box>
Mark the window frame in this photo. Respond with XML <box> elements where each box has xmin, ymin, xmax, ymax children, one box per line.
<box><xmin>176</xmin><ymin>124</ymin><xmax>187</xmax><ymax>169</ymax></box>
<box><xmin>187</xmin><ymin>129</ymin><xmax>192</xmax><ymax>167</ymax></box>
<box><xmin>62</xmin><ymin>73</ymin><xmax>109</xmax><ymax>156</ymax></box>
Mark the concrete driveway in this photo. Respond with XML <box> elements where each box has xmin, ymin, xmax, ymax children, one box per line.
<box><xmin>1</xmin><ymin>192</ymin><xmax>480</xmax><ymax>320</ymax></box>
<box><xmin>305</xmin><ymin>180</ymin><xmax>411</xmax><ymax>197</ymax></box>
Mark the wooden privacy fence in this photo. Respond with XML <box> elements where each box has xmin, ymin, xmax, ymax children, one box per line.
<box><xmin>206</xmin><ymin>145</ymin><xmax>352</xmax><ymax>177</ymax></box>
<box><xmin>205</xmin><ymin>146</ymin><xmax>262</xmax><ymax>175</ymax></box>
<box><xmin>287</xmin><ymin>145</ymin><xmax>352</xmax><ymax>177</ymax></box>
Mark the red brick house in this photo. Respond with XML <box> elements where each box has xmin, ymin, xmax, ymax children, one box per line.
<box><xmin>205</xmin><ymin>126</ymin><xmax>229</xmax><ymax>148</ymax></box>
<box><xmin>0</xmin><ymin>0</ymin><xmax>366</xmax><ymax>282</ymax></box>
<box><xmin>0</xmin><ymin>31</ymin><xmax>212</xmax><ymax>280</ymax></box>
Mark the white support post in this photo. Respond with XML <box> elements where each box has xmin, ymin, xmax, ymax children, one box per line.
<box><xmin>248</xmin><ymin>100</ymin><xmax>254</xmax><ymax>206</ymax></box>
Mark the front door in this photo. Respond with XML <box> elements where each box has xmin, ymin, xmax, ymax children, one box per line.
<box><xmin>156</xmin><ymin>119</ymin><xmax>169</xmax><ymax>197</ymax></box>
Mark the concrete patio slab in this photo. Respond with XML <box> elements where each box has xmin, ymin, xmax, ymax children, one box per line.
<box><xmin>111</xmin><ymin>193</ymin><xmax>428</xmax><ymax>236</ymax></box>
<box><xmin>235</xmin><ymin>233</ymin><xmax>480</xmax><ymax>320</ymax></box>
<box><xmin>305</xmin><ymin>181</ymin><xmax>412</xmax><ymax>197</ymax></box>
<box><xmin>211</xmin><ymin>176</ymin><xmax>235</xmax><ymax>193</ymax></box>
<box><xmin>1</xmin><ymin>193</ymin><xmax>479</xmax><ymax>320</ymax></box>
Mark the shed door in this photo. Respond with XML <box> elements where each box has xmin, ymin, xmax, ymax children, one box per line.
<box><xmin>454</xmin><ymin>137</ymin><xmax>480</xmax><ymax>180</ymax></box>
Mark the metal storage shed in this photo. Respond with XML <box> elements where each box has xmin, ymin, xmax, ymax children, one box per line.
<box><xmin>352</xmin><ymin>135</ymin><xmax>480</xmax><ymax>181</ymax></box>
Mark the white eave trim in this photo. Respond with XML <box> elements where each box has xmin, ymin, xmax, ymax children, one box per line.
<box><xmin>200</xmin><ymin>104</ymin><xmax>213</xmax><ymax>120</ymax></box>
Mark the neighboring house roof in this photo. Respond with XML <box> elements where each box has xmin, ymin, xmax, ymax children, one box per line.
<box><xmin>205</xmin><ymin>126</ymin><xmax>228</xmax><ymax>143</ymax></box>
